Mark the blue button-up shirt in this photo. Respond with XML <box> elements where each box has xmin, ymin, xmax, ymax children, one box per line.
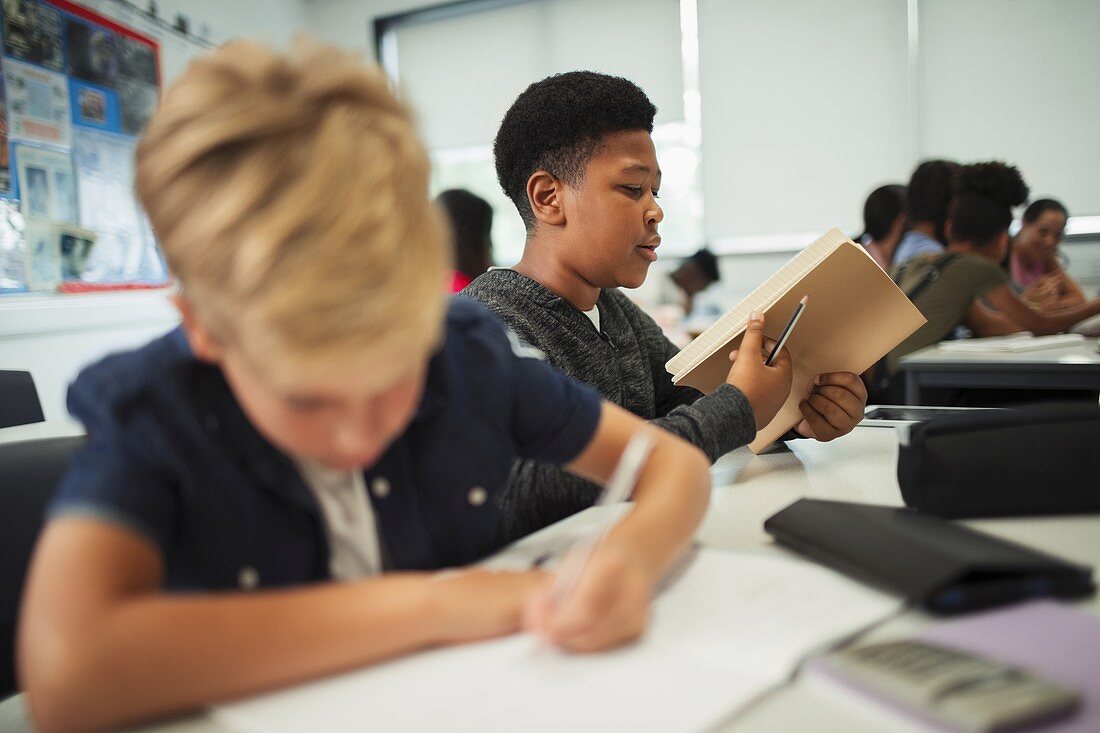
<box><xmin>49</xmin><ymin>297</ymin><xmax>602</xmax><ymax>590</ymax></box>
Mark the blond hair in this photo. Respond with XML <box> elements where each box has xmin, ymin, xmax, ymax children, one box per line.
<box><xmin>136</xmin><ymin>38</ymin><xmax>449</xmax><ymax>376</ymax></box>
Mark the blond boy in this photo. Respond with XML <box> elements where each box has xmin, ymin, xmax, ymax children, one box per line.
<box><xmin>17</xmin><ymin>41</ymin><xmax>719</xmax><ymax>732</ymax></box>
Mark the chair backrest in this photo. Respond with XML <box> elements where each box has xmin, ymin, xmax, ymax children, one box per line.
<box><xmin>0</xmin><ymin>436</ymin><xmax>85</xmax><ymax>697</ymax></box>
<box><xmin>0</xmin><ymin>372</ymin><xmax>45</xmax><ymax>429</ymax></box>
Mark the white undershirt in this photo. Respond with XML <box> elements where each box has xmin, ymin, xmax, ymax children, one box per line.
<box><xmin>582</xmin><ymin>305</ymin><xmax>601</xmax><ymax>331</ymax></box>
<box><xmin>294</xmin><ymin>458</ymin><xmax>383</xmax><ymax>580</ymax></box>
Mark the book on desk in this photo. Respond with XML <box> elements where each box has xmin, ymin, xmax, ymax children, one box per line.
<box><xmin>665</xmin><ymin>228</ymin><xmax>926</xmax><ymax>453</ymax></box>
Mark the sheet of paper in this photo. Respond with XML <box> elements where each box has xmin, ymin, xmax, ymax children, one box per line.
<box><xmin>3</xmin><ymin>57</ymin><xmax>71</xmax><ymax>146</ymax></box>
<box><xmin>14</xmin><ymin>144</ymin><xmax>77</xmax><ymax>223</ymax></box>
<box><xmin>935</xmin><ymin>333</ymin><xmax>1085</xmax><ymax>353</ymax></box>
<box><xmin>214</xmin><ymin>539</ymin><xmax>901</xmax><ymax>733</ymax></box>
<box><xmin>72</xmin><ymin>127</ymin><xmax>166</xmax><ymax>283</ymax></box>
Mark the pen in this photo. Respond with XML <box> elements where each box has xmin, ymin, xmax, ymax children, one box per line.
<box><xmin>550</xmin><ymin>430</ymin><xmax>655</xmax><ymax>606</ymax></box>
<box><xmin>765</xmin><ymin>295</ymin><xmax>808</xmax><ymax>366</ymax></box>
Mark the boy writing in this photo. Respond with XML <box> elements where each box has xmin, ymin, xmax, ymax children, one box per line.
<box><xmin>465</xmin><ymin>72</ymin><xmax>867</xmax><ymax>539</ymax></box>
<box><xmin>18</xmin><ymin>44</ymin><xmax>714</xmax><ymax>733</ymax></box>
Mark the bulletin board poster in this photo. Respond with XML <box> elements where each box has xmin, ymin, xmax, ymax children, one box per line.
<box><xmin>0</xmin><ymin>0</ymin><xmax>165</xmax><ymax>291</ymax></box>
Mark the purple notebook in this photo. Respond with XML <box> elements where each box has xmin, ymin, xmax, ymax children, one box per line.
<box><xmin>808</xmin><ymin>600</ymin><xmax>1099</xmax><ymax>732</ymax></box>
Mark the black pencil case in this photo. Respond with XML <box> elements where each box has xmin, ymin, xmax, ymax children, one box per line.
<box><xmin>764</xmin><ymin>498</ymin><xmax>1095</xmax><ymax>615</ymax></box>
<box><xmin>896</xmin><ymin>403</ymin><xmax>1100</xmax><ymax>518</ymax></box>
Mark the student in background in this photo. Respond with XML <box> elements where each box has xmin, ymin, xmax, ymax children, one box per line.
<box><xmin>1008</xmin><ymin>198</ymin><xmax>1085</xmax><ymax>310</ymax></box>
<box><xmin>884</xmin><ymin>163</ymin><xmax>1100</xmax><ymax>385</ymax></box>
<box><xmin>18</xmin><ymin>42</ymin><xmax>714</xmax><ymax>733</ymax></box>
<box><xmin>465</xmin><ymin>71</ymin><xmax>866</xmax><ymax>540</ymax></box>
<box><xmin>893</xmin><ymin>159</ymin><xmax>958</xmax><ymax>266</ymax></box>
<box><xmin>437</xmin><ymin>188</ymin><xmax>494</xmax><ymax>292</ymax></box>
<box><xmin>859</xmin><ymin>184</ymin><xmax>907</xmax><ymax>271</ymax></box>
<box><xmin>669</xmin><ymin>247</ymin><xmax>721</xmax><ymax>315</ymax></box>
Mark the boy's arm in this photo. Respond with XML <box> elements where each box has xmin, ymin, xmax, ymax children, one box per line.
<box><xmin>19</xmin><ymin>518</ymin><xmax>544</xmax><ymax>733</ymax></box>
<box><xmin>525</xmin><ymin>401</ymin><xmax>710</xmax><ymax>652</ymax></box>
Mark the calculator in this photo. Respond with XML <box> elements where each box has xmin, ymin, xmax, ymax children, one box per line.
<box><xmin>821</xmin><ymin>639</ymin><xmax>1080</xmax><ymax>732</ymax></box>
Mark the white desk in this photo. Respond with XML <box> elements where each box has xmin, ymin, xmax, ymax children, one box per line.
<box><xmin>9</xmin><ymin>428</ymin><xmax>1099</xmax><ymax>733</ymax></box>
<box><xmin>898</xmin><ymin>338</ymin><xmax>1100</xmax><ymax>405</ymax></box>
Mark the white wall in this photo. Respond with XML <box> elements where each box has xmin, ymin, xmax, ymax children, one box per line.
<box><xmin>305</xmin><ymin>0</ymin><xmax>428</xmax><ymax>57</ymax></box>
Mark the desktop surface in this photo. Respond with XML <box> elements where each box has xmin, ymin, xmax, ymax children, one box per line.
<box><xmin>13</xmin><ymin>428</ymin><xmax>1097</xmax><ymax>733</ymax></box>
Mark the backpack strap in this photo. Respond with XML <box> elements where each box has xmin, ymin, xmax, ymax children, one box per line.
<box><xmin>895</xmin><ymin>252</ymin><xmax>961</xmax><ymax>301</ymax></box>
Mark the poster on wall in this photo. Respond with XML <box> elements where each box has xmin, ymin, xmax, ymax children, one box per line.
<box><xmin>64</xmin><ymin>16</ymin><xmax>118</xmax><ymax>87</ymax></box>
<box><xmin>3</xmin><ymin>56</ymin><xmax>71</xmax><ymax>146</ymax></box>
<box><xmin>73</xmin><ymin>127</ymin><xmax>165</xmax><ymax>284</ymax></box>
<box><xmin>14</xmin><ymin>143</ymin><xmax>77</xmax><ymax>222</ymax></box>
<box><xmin>2</xmin><ymin>0</ymin><xmax>64</xmax><ymax>72</ymax></box>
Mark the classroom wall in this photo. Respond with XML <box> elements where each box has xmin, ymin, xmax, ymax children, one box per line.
<box><xmin>0</xmin><ymin>0</ymin><xmax>307</xmax><ymax>424</ymax></box>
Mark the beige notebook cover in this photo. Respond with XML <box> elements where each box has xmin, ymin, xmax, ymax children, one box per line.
<box><xmin>665</xmin><ymin>228</ymin><xmax>926</xmax><ymax>452</ymax></box>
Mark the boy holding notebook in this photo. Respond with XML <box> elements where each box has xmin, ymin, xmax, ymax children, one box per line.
<box><xmin>464</xmin><ymin>71</ymin><xmax>866</xmax><ymax>539</ymax></box>
<box><xmin>18</xmin><ymin>43</ymin><xmax>713</xmax><ymax>732</ymax></box>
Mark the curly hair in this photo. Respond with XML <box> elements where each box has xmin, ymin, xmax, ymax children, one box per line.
<box><xmin>950</xmin><ymin>161</ymin><xmax>1029</xmax><ymax>246</ymax></box>
<box><xmin>494</xmin><ymin>71</ymin><xmax>657</xmax><ymax>230</ymax></box>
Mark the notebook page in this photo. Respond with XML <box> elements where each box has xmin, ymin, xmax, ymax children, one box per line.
<box><xmin>213</xmin><ymin>547</ymin><xmax>901</xmax><ymax>733</ymax></box>
<box><xmin>666</xmin><ymin>228</ymin><xmax>849</xmax><ymax>380</ymax></box>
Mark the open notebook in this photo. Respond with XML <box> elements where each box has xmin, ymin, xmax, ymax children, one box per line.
<box><xmin>214</xmin><ymin>507</ymin><xmax>902</xmax><ymax>733</ymax></box>
<box><xmin>666</xmin><ymin>228</ymin><xmax>926</xmax><ymax>452</ymax></box>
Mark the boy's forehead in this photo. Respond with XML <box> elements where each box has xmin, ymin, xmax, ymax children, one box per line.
<box><xmin>588</xmin><ymin>130</ymin><xmax>660</xmax><ymax>174</ymax></box>
<box><xmin>243</xmin><ymin>341</ymin><xmax>429</xmax><ymax>397</ymax></box>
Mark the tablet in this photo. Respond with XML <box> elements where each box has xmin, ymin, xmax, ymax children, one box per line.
<box><xmin>860</xmin><ymin>405</ymin><xmax>1003</xmax><ymax>427</ymax></box>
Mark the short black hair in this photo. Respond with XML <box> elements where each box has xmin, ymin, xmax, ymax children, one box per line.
<box><xmin>686</xmin><ymin>248</ymin><xmax>720</xmax><ymax>283</ymax></box>
<box><xmin>1022</xmin><ymin>198</ymin><xmax>1068</xmax><ymax>224</ymax></box>
<box><xmin>494</xmin><ymin>71</ymin><xmax>657</xmax><ymax>230</ymax></box>
<box><xmin>950</xmin><ymin>161</ymin><xmax>1029</xmax><ymax>246</ymax></box>
<box><xmin>436</xmin><ymin>188</ymin><xmax>494</xmax><ymax>279</ymax></box>
<box><xmin>907</xmin><ymin>160</ymin><xmax>958</xmax><ymax>237</ymax></box>
<box><xmin>862</xmin><ymin>184</ymin><xmax>907</xmax><ymax>241</ymax></box>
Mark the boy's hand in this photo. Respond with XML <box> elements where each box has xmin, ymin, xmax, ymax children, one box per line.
<box><xmin>434</xmin><ymin>568</ymin><xmax>549</xmax><ymax>643</ymax></box>
<box><xmin>794</xmin><ymin>371</ymin><xmax>867</xmax><ymax>441</ymax></box>
<box><xmin>725</xmin><ymin>311</ymin><xmax>793</xmax><ymax>431</ymax></box>
<box><xmin>523</xmin><ymin>540</ymin><xmax>655</xmax><ymax>652</ymax></box>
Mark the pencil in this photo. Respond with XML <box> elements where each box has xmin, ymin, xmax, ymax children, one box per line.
<box><xmin>765</xmin><ymin>295</ymin><xmax>808</xmax><ymax>366</ymax></box>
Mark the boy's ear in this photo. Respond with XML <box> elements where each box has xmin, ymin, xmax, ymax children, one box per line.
<box><xmin>526</xmin><ymin>170</ymin><xmax>567</xmax><ymax>227</ymax></box>
<box><xmin>171</xmin><ymin>294</ymin><xmax>223</xmax><ymax>364</ymax></box>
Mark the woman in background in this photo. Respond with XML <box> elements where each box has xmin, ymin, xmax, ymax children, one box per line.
<box><xmin>1009</xmin><ymin>198</ymin><xmax>1085</xmax><ymax>310</ymax></box>
<box><xmin>437</xmin><ymin>188</ymin><xmax>494</xmax><ymax>292</ymax></box>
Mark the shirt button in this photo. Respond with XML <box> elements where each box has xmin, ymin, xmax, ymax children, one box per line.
<box><xmin>371</xmin><ymin>477</ymin><xmax>391</xmax><ymax>499</ymax></box>
<box><xmin>467</xmin><ymin>486</ymin><xmax>488</xmax><ymax>507</ymax></box>
<box><xmin>238</xmin><ymin>566</ymin><xmax>260</xmax><ymax>590</ymax></box>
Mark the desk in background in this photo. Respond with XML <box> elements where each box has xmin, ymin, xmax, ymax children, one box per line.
<box><xmin>897</xmin><ymin>338</ymin><xmax>1100</xmax><ymax>405</ymax></box>
<box><xmin>11</xmin><ymin>428</ymin><xmax>1098</xmax><ymax>733</ymax></box>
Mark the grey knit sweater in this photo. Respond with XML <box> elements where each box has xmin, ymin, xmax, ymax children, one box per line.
<box><xmin>464</xmin><ymin>269</ymin><xmax>756</xmax><ymax>541</ymax></box>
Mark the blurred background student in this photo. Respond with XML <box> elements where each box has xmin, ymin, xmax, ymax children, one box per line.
<box><xmin>859</xmin><ymin>184</ymin><xmax>907</xmax><ymax>271</ymax></box>
<box><xmin>438</xmin><ymin>188</ymin><xmax>494</xmax><ymax>292</ymax></box>
<box><xmin>893</xmin><ymin>159</ymin><xmax>958</xmax><ymax>267</ymax></box>
<box><xmin>631</xmin><ymin>247</ymin><xmax>722</xmax><ymax>346</ymax></box>
<box><xmin>1009</xmin><ymin>198</ymin><xmax>1085</xmax><ymax>310</ymax></box>
<box><xmin>880</xmin><ymin>162</ymin><xmax>1100</xmax><ymax>402</ymax></box>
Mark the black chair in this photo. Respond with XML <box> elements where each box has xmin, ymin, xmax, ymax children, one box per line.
<box><xmin>0</xmin><ymin>372</ymin><xmax>45</xmax><ymax>429</ymax></box>
<box><xmin>0</xmin><ymin>436</ymin><xmax>85</xmax><ymax>698</ymax></box>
